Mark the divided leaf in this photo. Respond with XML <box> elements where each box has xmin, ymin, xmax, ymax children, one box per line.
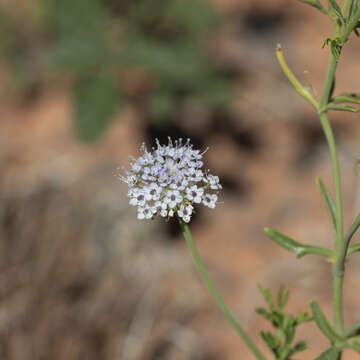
<box><xmin>257</xmin><ymin>286</ymin><xmax>311</xmax><ymax>359</ymax></box>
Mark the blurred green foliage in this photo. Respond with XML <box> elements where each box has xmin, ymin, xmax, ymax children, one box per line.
<box><xmin>0</xmin><ymin>0</ymin><xmax>233</xmax><ymax>143</ymax></box>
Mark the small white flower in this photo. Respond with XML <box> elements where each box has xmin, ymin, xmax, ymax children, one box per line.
<box><xmin>152</xmin><ymin>200</ymin><xmax>167</xmax><ymax>215</ymax></box>
<box><xmin>202</xmin><ymin>194</ymin><xmax>218</xmax><ymax>209</ymax></box>
<box><xmin>131</xmin><ymin>162</ymin><xmax>142</xmax><ymax>173</ymax></box>
<box><xmin>137</xmin><ymin>206</ymin><xmax>153</xmax><ymax>220</ymax></box>
<box><xmin>177</xmin><ymin>204</ymin><xmax>193</xmax><ymax>223</ymax></box>
<box><xmin>189</xmin><ymin>169</ymin><xmax>203</xmax><ymax>182</ymax></box>
<box><xmin>186</xmin><ymin>185</ymin><xmax>204</xmax><ymax>204</ymax></box>
<box><xmin>170</xmin><ymin>178</ymin><xmax>188</xmax><ymax>191</ymax></box>
<box><xmin>165</xmin><ymin>189</ymin><xmax>183</xmax><ymax>208</ymax></box>
<box><xmin>206</xmin><ymin>174</ymin><xmax>222</xmax><ymax>190</ymax></box>
<box><xmin>144</xmin><ymin>182</ymin><xmax>162</xmax><ymax>200</ymax></box>
<box><xmin>129</xmin><ymin>189</ymin><xmax>146</xmax><ymax>207</ymax></box>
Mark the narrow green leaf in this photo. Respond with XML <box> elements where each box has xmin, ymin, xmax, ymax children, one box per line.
<box><xmin>264</xmin><ymin>228</ymin><xmax>333</xmax><ymax>259</ymax></box>
<box><xmin>332</xmin><ymin>94</ymin><xmax>360</xmax><ymax>104</ymax></box>
<box><xmin>255</xmin><ymin>307</ymin><xmax>270</xmax><ymax>320</ymax></box>
<box><xmin>347</xmin><ymin>340</ymin><xmax>360</xmax><ymax>353</ymax></box>
<box><xmin>73</xmin><ymin>72</ymin><xmax>120</xmax><ymax>143</ymax></box>
<box><xmin>285</xmin><ymin>320</ymin><xmax>296</xmax><ymax>344</ymax></box>
<box><xmin>298</xmin><ymin>0</ymin><xmax>329</xmax><ymax>14</ymax></box>
<box><xmin>348</xmin><ymin>242</ymin><xmax>360</xmax><ymax>256</ymax></box>
<box><xmin>258</xmin><ymin>285</ymin><xmax>275</xmax><ymax>310</ymax></box>
<box><xmin>336</xmin><ymin>92</ymin><xmax>360</xmax><ymax>99</ymax></box>
<box><xmin>296</xmin><ymin>311</ymin><xmax>313</xmax><ymax>324</ymax></box>
<box><xmin>311</xmin><ymin>301</ymin><xmax>344</xmax><ymax>343</ymax></box>
<box><xmin>344</xmin><ymin>213</ymin><xmax>360</xmax><ymax>256</ymax></box>
<box><xmin>328</xmin><ymin>0</ymin><xmax>345</xmax><ymax>24</ymax></box>
<box><xmin>277</xmin><ymin>285</ymin><xmax>290</xmax><ymax>311</ymax></box>
<box><xmin>260</xmin><ymin>331</ymin><xmax>277</xmax><ymax>351</ymax></box>
<box><xmin>342</xmin><ymin>321</ymin><xmax>360</xmax><ymax>338</ymax></box>
<box><xmin>327</xmin><ymin>104</ymin><xmax>358</xmax><ymax>112</ymax></box>
<box><xmin>316</xmin><ymin>177</ymin><xmax>337</xmax><ymax>232</ymax></box>
<box><xmin>315</xmin><ymin>347</ymin><xmax>341</xmax><ymax>360</ymax></box>
<box><xmin>349</xmin><ymin>0</ymin><xmax>359</xmax><ymax>19</ymax></box>
<box><xmin>290</xmin><ymin>341</ymin><xmax>307</xmax><ymax>355</ymax></box>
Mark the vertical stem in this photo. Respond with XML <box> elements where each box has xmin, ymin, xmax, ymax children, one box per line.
<box><xmin>319</xmin><ymin>36</ymin><xmax>344</xmax><ymax>336</ymax></box>
<box><xmin>319</xmin><ymin>111</ymin><xmax>344</xmax><ymax>334</ymax></box>
<box><xmin>179</xmin><ymin>220</ymin><xmax>266</xmax><ymax>360</ymax></box>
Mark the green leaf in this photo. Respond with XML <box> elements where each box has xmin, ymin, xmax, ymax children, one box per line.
<box><xmin>349</xmin><ymin>0</ymin><xmax>359</xmax><ymax>19</ymax></box>
<box><xmin>327</xmin><ymin>104</ymin><xmax>358</xmax><ymax>112</ymax></box>
<box><xmin>264</xmin><ymin>228</ymin><xmax>333</xmax><ymax>259</ymax></box>
<box><xmin>311</xmin><ymin>301</ymin><xmax>344</xmax><ymax>343</ymax></box>
<box><xmin>316</xmin><ymin>177</ymin><xmax>337</xmax><ymax>232</ymax></box>
<box><xmin>289</xmin><ymin>341</ymin><xmax>307</xmax><ymax>355</ymax></box>
<box><xmin>344</xmin><ymin>213</ymin><xmax>360</xmax><ymax>256</ymax></box>
<box><xmin>333</xmin><ymin>93</ymin><xmax>360</xmax><ymax>104</ymax></box>
<box><xmin>315</xmin><ymin>347</ymin><xmax>341</xmax><ymax>360</ymax></box>
<box><xmin>255</xmin><ymin>307</ymin><xmax>270</xmax><ymax>320</ymax></box>
<box><xmin>277</xmin><ymin>285</ymin><xmax>290</xmax><ymax>311</ymax></box>
<box><xmin>72</xmin><ymin>72</ymin><xmax>120</xmax><ymax>143</ymax></box>
<box><xmin>328</xmin><ymin>0</ymin><xmax>345</xmax><ymax>24</ymax></box>
<box><xmin>45</xmin><ymin>0</ymin><xmax>111</xmax><ymax>72</ymax></box>
<box><xmin>348</xmin><ymin>242</ymin><xmax>360</xmax><ymax>256</ymax></box>
<box><xmin>119</xmin><ymin>37</ymin><xmax>211</xmax><ymax>87</ymax></box>
<box><xmin>347</xmin><ymin>340</ymin><xmax>360</xmax><ymax>353</ymax></box>
<box><xmin>298</xmin><ymin>0</ymin><xmax>329</xmax><ymax>14</ymax></box>
<box><xmin>342</xmin><ymin>321</ymin><xmax>360</xmax><ymax>338</ymax></box>
<box><xmin>260</xmin><ymin>331</ymin><xmax>278</xmax><ymax>352</ymax></box>
<box><xmin>258</xmin><ymin>285</ymin><xmax>275</xmax><ymax>311</ymax></box>
<box><xmin>296</xmin><ymin>311</ymin><xmax>313</xmax><ymax>323</ymax></box>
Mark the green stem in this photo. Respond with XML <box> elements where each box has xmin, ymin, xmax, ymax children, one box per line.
<box><xmin>179</xmin><ymin>219</ymin><xmax>266</xmax><ymax>360</ymax></box>
<box><xmin>319</xmin><ymin>27</ymin><xmax>345</xmax><ymax>337</ymax></box>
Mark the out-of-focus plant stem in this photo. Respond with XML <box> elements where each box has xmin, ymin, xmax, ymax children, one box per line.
<box><xmin>179</xmin><ymin>219</ymin><xmax>266</xmax><ymax>360</ymax></box>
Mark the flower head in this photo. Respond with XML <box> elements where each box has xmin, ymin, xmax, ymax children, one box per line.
<box><xmin>117</xmin><ymin>138</ymin><xmax>221</xmax><ymax>223</ymax></box>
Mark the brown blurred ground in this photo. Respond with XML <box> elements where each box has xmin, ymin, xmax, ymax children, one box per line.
<box><xmin>1</xmin><ymin>0</ymin><xmax>360</xmax><ymax>359</ymax></box>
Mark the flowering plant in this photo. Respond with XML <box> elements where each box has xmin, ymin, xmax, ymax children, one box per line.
<box><xmin>119</xmin><ymin>139</ymin><xmax>221</xmax><ymax>222</ymax></box>
<box><xmin>119</xmin><ymin>1</ymin><xmax>360</xmax><ymax>359</ymax></box>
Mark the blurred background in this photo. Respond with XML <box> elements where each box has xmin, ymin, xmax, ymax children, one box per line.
<box><xmin>1</xmin><ymin>0</ymin><xmax>360</xmax><ymax>359</ymax></box>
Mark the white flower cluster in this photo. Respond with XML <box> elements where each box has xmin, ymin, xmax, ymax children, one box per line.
<box><xmin>117</xmin><ymin>138</ymin><xmax>221</xmax><ymax>223</ymax></box>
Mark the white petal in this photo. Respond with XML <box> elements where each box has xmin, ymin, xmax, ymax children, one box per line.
<box><xmin>129</xmin><ymin>198</ymin><xmax>138</xmax><ymax>206</ymax></box>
